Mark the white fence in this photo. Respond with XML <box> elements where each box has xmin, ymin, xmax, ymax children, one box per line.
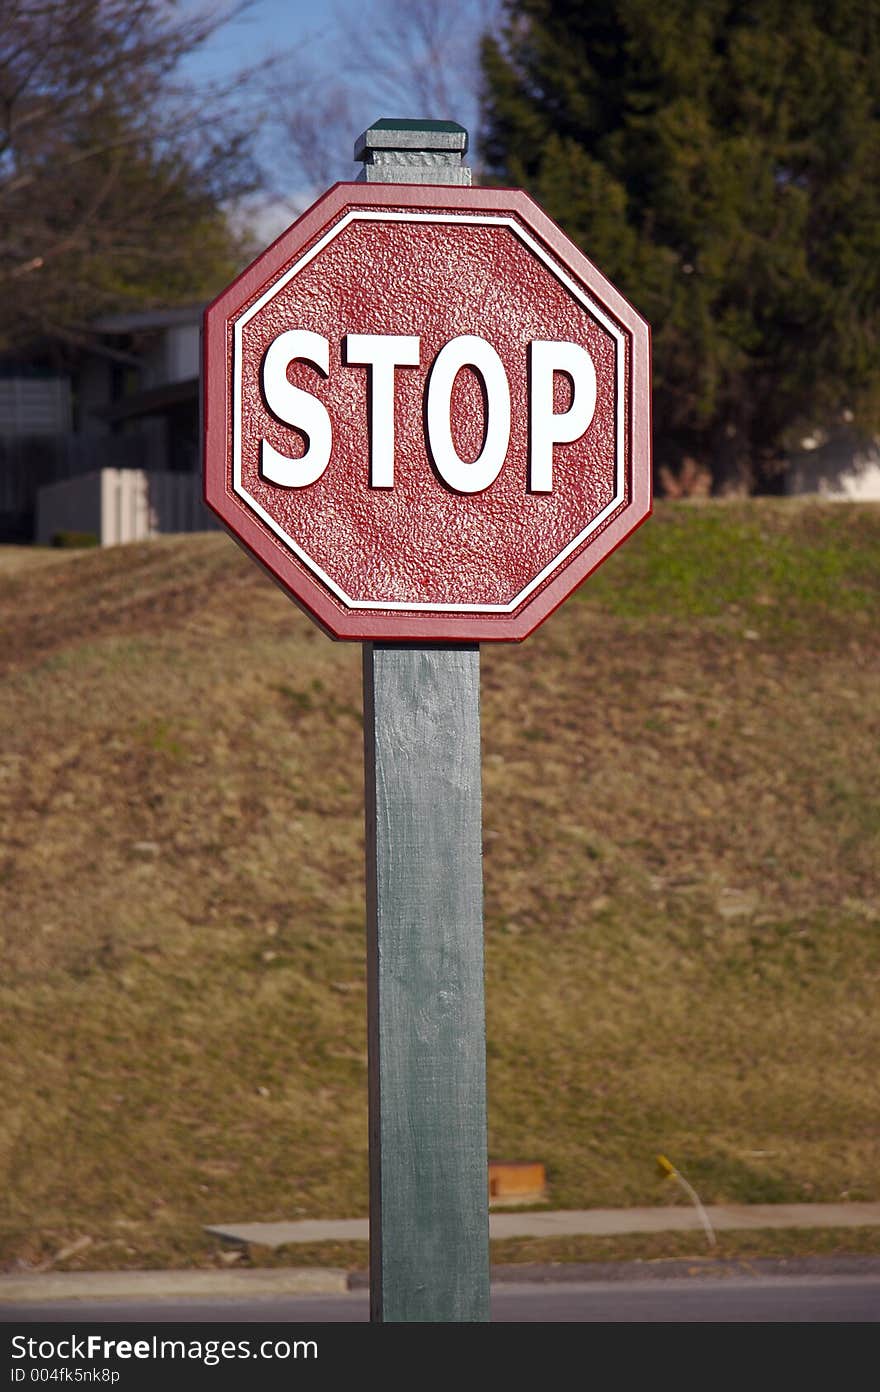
<box><xmin>36</xmin><ymin>469</ymin><xmax>218</xmax><ymax>546</ymax></box>
<box><xmin>1</xmin><ymin>432</ymin><xmax>157</xmax><ymax>541</ymax></box>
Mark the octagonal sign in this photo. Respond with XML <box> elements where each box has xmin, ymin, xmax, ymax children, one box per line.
<box><xmin>203</xmin><ymin>182</ymin><xmax>651</xmax><ymax>641</ymax></box>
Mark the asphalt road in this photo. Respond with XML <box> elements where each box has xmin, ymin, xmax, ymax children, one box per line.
<box><xmin>3</xmin><ymin>1270</ymin><xmax>879</xmax><ymax>1323</ymax></box>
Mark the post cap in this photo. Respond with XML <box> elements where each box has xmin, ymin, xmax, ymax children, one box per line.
<box><xmin>354</xmin><ymin>119</ymin><xmax>468</xmax><ymax>161</ymax></box>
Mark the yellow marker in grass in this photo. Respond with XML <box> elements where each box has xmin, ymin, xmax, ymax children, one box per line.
<box><xmin>655</xmin><ymin>1154</ymin><xmax>716</xmax><ymax>1247</ymax></box>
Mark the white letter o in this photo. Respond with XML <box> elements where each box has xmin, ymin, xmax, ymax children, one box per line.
<box><xmin>426</xmin><ymin>335</ymin><xmax>511</xmax><ymax>493</ymax></box>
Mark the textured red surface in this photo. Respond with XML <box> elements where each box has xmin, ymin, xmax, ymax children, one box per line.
<box><xmin>203</xmin><ymin>184</ymin><xmax>651</xmax><ymax>641</ymax></box>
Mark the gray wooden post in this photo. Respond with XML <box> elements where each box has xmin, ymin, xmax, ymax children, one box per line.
<box><xmin>357</xmin><ymin>120</ymin><xmax>490</xmax><ymax>1323</ymax></box>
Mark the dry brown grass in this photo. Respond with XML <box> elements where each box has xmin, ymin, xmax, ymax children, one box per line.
<box><xmin>0</xmin><ymin>501</ymin><xmax>877</xmax><ymax>1272</ymax></box>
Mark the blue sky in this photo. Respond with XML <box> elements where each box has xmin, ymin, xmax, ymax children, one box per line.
<box><xmin>179</xmin><ymin>0</ymin><xmax>494</xmax><ymax>157</ymax></box>
<box><xmin>180</xmin><ymin>1</ymin><xmax>338</xmax><ymax>86</ymax></box>
<box><xmin>177</xmin><ymin>1</ymin><xmax>498</xmax><ymax>236</ymax></box>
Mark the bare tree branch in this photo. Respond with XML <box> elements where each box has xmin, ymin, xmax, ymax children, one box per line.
<box><xmin>0</xmin><ymin>0</ymin><xmax>260</xmax><ymax>354</ymax></box>
<box><xmin>257</xmin><ymin>0</ymin><xmax>501</xmax><ymax>217</ymax></box>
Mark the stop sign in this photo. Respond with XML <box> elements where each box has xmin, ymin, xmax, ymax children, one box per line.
<box><xmin>203</xmin><ymin>182</ymin><xmax>651</xmax><ymax>641</ymax></box>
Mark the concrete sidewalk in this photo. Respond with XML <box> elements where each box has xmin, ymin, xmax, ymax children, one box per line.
<box><xmin>204</xmin><ymin>1201</ymin><xmax>880</xmax><ymax>1249</ymax></box>
<box><xmin>2</xmin><ymin>1203</ymin><xmax>879</xmax><ymax>1304</ymax></box>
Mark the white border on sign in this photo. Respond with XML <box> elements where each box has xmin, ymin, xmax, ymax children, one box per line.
<box><xmin>232</xmin><ymin>210</ymin><xmax>627</xmax><ymax>614</ymax></box>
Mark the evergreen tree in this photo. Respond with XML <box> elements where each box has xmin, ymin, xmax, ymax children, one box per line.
<box><xmin>480</xmin><ymin>0</ymin><xmax>880</xmax><ymax>491</ymax></box>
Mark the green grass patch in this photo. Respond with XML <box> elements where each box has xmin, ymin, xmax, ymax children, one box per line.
<box><xmin>582</xmin><ymin>499</ymin><xmax>879</xmax><ymax>632</ymax></box>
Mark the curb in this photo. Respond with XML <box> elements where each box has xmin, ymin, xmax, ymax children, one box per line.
<box><xmin>0</xmin><ymin>1267</ymin><xmax>350</xmax><ymax>1305</ymax></box>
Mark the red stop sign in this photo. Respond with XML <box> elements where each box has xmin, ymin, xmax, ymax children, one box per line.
<box><xmin>203</xmin><ymin>183</ymin><xmax>651</xmax><ymax>641</ymax></box>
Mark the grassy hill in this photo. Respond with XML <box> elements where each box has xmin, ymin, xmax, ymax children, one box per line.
<box><xmin>1</xmin><ymin>499</ymin><xmax>878</xmax><ymax>1273</ymax></box>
